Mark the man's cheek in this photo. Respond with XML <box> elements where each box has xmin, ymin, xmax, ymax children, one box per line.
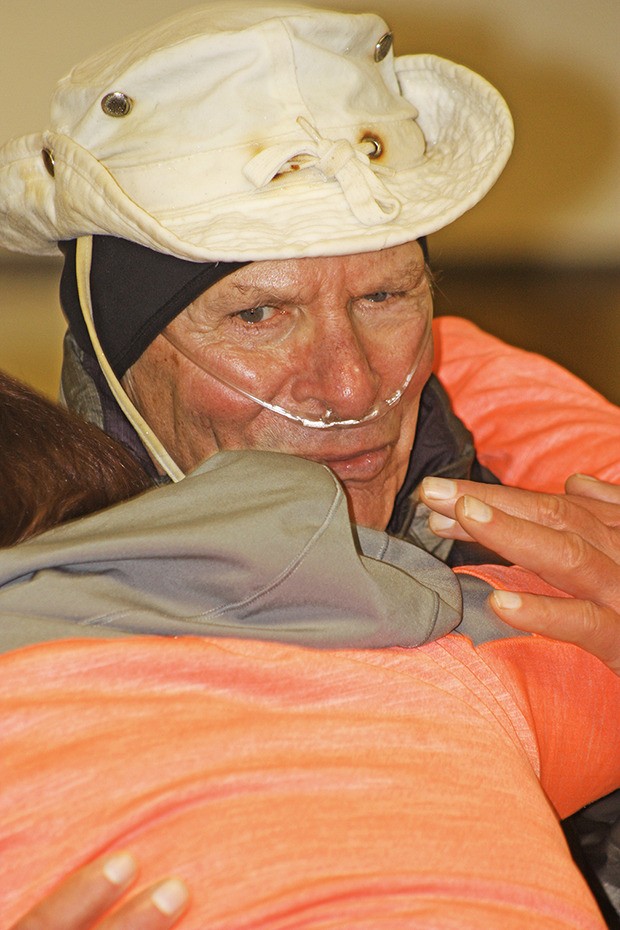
<box><xmin>186</xmin><ymin>379</ymin><xmax>265</xmax><ymax>446</ymax></box>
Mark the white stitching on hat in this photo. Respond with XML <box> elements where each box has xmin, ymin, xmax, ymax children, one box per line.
<box><xmin>243</xmin><ymin>116</ymin><xmax>400</xmax><ymax>227</ymax></box>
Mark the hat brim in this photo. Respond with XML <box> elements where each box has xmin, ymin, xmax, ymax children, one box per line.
<box><xmin>0</xmin><ymin>55</ymin><xmax>512</xmax><ymax>262</ymax></box>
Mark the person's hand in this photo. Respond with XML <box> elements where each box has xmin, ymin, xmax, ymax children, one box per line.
<box><xmin>419</xmin><ymin>473</ymin><xmax>620</xmax><ymax>675</ymax></box>
<box><xmin>10</xmin><ymin>851</ymin><xmax>189</xmax><ymax>930</ymax></box>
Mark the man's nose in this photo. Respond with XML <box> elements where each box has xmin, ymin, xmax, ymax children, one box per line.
<box><xmin>289</xmin><ymin>313</ymin><xmax>382</xmax><ymax>420</ymax></box>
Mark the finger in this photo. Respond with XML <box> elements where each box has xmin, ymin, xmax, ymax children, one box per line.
<box><xmin>490</xmin><ymin>590</ymin><xmax>620</xmax><ymax>676</ymax></box>
<box><xmin>421</xmin><ymin>476</ymin><xmax>620</xmax><ymax>530</ymax></box>
<box><xmin>422</xmin><ymin>477</ymin><xmax>620</xmax><ymax>562</ymax></box>
<box><xmin>424</xmin><ymin>485</ymin><xmax>614</xmax><ymax>558</ymax></box>
<box><xmin>455</xmin><ymin>496</ymin><xmax>620</xmax><ymax>607</ymax></box>
<box><xmin>565</xmin><ymin>473</ymin><xmax>620</xmax><ymax>513</ymax></box>
<box><xmin>11</xmin><ymin>851</ymin><xmax>138</xmax><ymax>930</ymax></box>
<box><xmin>420</xmin><ymin>477</ymin><xmax>531</xmax><ymax>521</ymax></box>
<box><xmin>97</xmin><ymin>878</ymin><xmax>189</xmax><ymax>930</ymax></box>
<box><xmin>427</xmin><ymin>512</ymin><xmax>474</xmax><ymax>542</ymax></box>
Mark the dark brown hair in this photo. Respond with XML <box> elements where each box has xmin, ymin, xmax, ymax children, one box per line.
<box><xmin>0</xmin><ymin>371</ymin><xmax>153</xmax><ymax>546</ymax></box>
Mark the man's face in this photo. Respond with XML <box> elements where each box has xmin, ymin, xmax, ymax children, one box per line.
<box><xmin>124</xmin><ymin>240</ymin><xmax>433</xmax><ymax>529</ymax></box>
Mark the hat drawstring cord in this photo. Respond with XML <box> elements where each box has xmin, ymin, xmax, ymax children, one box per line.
<box><xmin>243</xmin><ymin>117</ymin><xmax>401</xmax><ymax>227</ymax></box>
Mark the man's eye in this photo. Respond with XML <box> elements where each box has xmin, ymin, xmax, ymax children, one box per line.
<box><xmin>235</xmin><ymin>306</ymin><xmax>276</xmax><ymax>324</ymax></box>
<box><xmin>363</xmin><ymin>292</ymin><xmax>391</xmax><ymax>303</ymax></box>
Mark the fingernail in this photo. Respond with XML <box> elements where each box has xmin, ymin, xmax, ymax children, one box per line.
<box><xmin>103</xmin><ymin>852</ymin><xmax>137</xmax><ymax>886</ymax></box>
<box><xmin>571</xmin><ymin>473</ymin><xmax>599</xmax><ymax>482</ymax></box>
<box><xmin>421</xmin><ymin>477</ymin><xmax>458</xmax><ymax>501</ymax></box>
<box><xmin>428</xmin><ymin>512</ymin><xmax>457</xmax><ymax>533</ymax></box>
<box><xmin>461</xmin><ymin>496</ymin><xmax>492</xmax><ymax>523</ymax></box>
<box><xmin>152</xmin><ymin>878</ymin><xmax>189</xmax><ymax>916</ymax></box>
<box><xmin>492</xmin><ymin>590</ymin><xmax>523</xmax><ymax>610</ymax></box>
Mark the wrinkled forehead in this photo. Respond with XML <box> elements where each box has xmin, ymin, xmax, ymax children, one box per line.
<box><xmin>186</xmin><ymin>239</ymin><xmax>428</xmax><ymax>305</ymax></box>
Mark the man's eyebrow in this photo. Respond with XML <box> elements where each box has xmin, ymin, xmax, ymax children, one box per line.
<box><xmin>365</xmin><ymin>259</ymin><xmax>427</xmax><ymax>291</ymax></box>
<box><xmin>404</xmin><ymin>257</ymin><xmax>428</xmax><ymax>281</ymax></box>
<box><xmin>226</xmin><ymin>280</ymin><xmax>305</xmax><ymax>305</ymax></box>
<box><xmin>230</xmin><ymin>281</ymin><xmax>259</xmax><ymax>294</ymax></box>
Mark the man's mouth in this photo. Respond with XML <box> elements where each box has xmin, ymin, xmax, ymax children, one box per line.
<box><xmin>313</xmin><ymin>445</ymin><xmax>392</xmax><ymax>482</ymax></box>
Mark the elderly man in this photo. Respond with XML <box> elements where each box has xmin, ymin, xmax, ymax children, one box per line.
<box><xmin>0</xmin><ymin>3</ymin><xmax>618</xmax><ymax>928</ymax></box>
<box><xmin>17</xmin><ymin>1</ymin><xmax>615</xmax><ymax>660</ymax></box>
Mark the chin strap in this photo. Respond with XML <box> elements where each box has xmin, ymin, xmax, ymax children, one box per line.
<box><xmin>75</xmin><ymin>235</ymin><xmax>185</xmax><ymax>482</ymax></box>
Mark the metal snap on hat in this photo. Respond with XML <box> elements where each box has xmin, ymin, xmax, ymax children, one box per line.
<box><xmin>0</xmin><ymin>0</ymin><xmax>513</xmax><ymax>263</ymax></box>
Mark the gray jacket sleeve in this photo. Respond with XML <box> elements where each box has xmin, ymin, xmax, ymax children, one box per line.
<box><xmin>0</xmin><ymin>450</ymin><xmax>524</xmax><ymax>654</ymax></box>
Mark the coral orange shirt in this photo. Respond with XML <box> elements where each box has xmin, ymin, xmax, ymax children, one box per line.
<box><xmin>433</xmin><ymin>316</ymin><xmax>620</xmax><ymax>492</ymax></box>
<box><xmin>2</xmin><ymin>629</ymin><xmax>618</xmax><ymax>929</ymax></box>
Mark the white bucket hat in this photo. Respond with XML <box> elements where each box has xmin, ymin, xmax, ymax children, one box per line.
<box><xmin>0</xmin><ymin>0</ymin><xmax>513</xmax><ymax>262</ymax></box>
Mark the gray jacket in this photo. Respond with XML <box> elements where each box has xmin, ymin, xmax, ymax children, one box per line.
<box><xmin>0</xmin><ymin>450</ymin><xmax>518</xmax><ymax>654</ymax></box>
